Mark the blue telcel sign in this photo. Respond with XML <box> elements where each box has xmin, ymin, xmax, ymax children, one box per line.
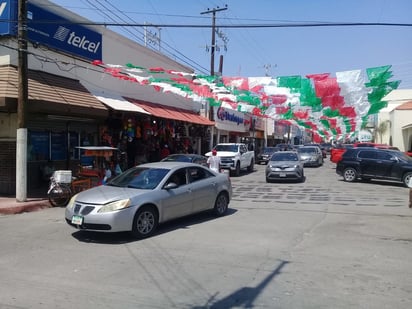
<box><xmin>27</xmin><ymin>2</ymin><xmax>102</xmax><ymax>61</ymax></box>
<box><xmin>0</xmin><ymin>0</ymin><xmax>17</xmax><ymax>36</ymax></box>
<box><xmin>0</xmin><ymin>0</ymin><xmax>102</xmax><ymax>61</ymax></box>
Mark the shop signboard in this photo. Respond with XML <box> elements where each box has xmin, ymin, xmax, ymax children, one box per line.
<box><xmin>253</xmin><ymin>116</ymin><xmax>265</xmax><ymax>131</ymax></box>
<box><xmin>0</xmin><ymin>0</ymin><xmax>17</xmax><ymax>35</ymax></box>
<box><xmin>27</xmin><ymin>2</ymin><xmax>102</xmax><ymax>61</ymax></box>
<box><xmin>274</xmin><ymin>121</ymin><xmax>288</xmax><ymax>139</ymax></box>
<box><xmin>214</xmin><ymin>107</ymin><xmax>249</xmax><ymax>133</ymax></box>
<box><xmin>0</xmin><ymin>0</ymin><xmax>102</xmax><ymax>60</ymax></box>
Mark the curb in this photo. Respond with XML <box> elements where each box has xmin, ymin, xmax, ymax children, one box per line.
<box><xmin>0</xmin><ymin>199</ymin><xmax>52</xmax><ymax>215</ymax></box>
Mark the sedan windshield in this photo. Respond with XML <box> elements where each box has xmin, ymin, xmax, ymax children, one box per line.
<box><xmin>107</xmin><ymin>167</ymin><xmax>169</xmax><ymax>189</ymax></box>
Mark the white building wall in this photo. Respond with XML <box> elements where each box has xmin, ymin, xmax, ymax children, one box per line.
<box><xmin>378</xmin><ymin>100</ymin><xmax>408</xmax><ymax>145</ymax></box>
<box><xmin>390</xmin><ymin>109</ymin><xmax>412</xmax><ymax>151</ymax></box>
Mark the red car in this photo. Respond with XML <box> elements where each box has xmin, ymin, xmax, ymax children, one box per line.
<box><xmin>330</xmin><ymin>144</ymin><xmax>353</xmax><ymax>163</ymax></box>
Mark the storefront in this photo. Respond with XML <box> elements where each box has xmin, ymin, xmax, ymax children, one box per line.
<box><xmin>211</xmin><ymin>106</ymin><xmax>252</xmax><ymax>150</ymax></box>
<box><xmin>0</xmin><ymin>0</ymin><xmax>212</xmax><ymax>196</ymax></box>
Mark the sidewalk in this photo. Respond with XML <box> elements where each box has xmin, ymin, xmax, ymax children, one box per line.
<box><xmin>0</xmin><ymin>184</ymin><xmax>53</xmax><ymax>215</ymax></box>
<box><xmin>0</xmin><ymin>196</ymin><xmax>52</xmax><ymax>215</ymax></box>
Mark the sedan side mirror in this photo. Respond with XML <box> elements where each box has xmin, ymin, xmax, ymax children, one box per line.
<box><xmin>164</xmin><ymin>182</ymin><xmax>179</xmax><ymax>190</ymax></box>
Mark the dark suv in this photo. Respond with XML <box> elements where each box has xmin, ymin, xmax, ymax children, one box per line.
<box><xmin>336</xmin><ymin>148</ymin><xmax>412</xmax><ymax>187</ymax></box>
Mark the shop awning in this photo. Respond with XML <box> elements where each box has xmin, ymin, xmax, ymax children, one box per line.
<box><xmin>91</xmin><ymin>92</ymin><xmax>150</xmax><ymax>114</ymax></box>
<box><xmin>124</xmin><ymin>97</ymin><xmax>214</xmax><ymax>126</ymax></box>
<box><xmin>0</xmin><ymin>66</ymin><xmax>106</xmax><ymax>112</ymax></box>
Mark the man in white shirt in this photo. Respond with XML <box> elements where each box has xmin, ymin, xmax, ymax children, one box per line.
<box><xmin>207</xmin><ymin>149</ymin><xmax>221</xmax><ymax>173</ymax></box>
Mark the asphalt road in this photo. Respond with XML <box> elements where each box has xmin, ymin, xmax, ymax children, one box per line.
<box><xmin>1</xmin><ymin>159</ymin><xmax>411</xmax><ymax>309</ymax></box>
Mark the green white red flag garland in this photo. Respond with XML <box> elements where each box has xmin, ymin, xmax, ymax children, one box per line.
<box><xmin>91</xmin><ymin>60</ymin><xmax>400</xmax><ymax>141</ymax></box>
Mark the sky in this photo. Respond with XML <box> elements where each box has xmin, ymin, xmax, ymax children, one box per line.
<box><xmin>47</xmin><ymin>0</ymin><xmax>412</xmax><ymax>89</ymax></box>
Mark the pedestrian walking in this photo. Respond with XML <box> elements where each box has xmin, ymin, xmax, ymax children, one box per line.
<box><xmin>207</xmin><ymin>149</ymin><xmax>221</xmax><ymax>173</ymax></box>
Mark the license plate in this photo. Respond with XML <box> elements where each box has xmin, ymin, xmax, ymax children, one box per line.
<box><xmin>279</xmin><ymin>173</ymin><xmax>286</xmax><ymax>177</ymax></box>
<box><xmin>71</xmin><ymin>215</ymin><xmax>83</xmax><ymax>225</ymax></box>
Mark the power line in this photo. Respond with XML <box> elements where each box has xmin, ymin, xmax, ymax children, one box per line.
<box><xmin>18</xmin><ymin>20</ymin><xmax>412</xmax><ymax>27</ymax></box>
<box><xmin>79</xmin><ymin>0</ymin><xmax>209</xmax><ymax>74</ymax></box>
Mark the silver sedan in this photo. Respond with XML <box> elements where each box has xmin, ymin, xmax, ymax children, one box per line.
<box><xmin>65</xmin><ymin>162</ymin><xmax>232</xmax><ymax>238</ymax></box>
<box><xmin>265</xmin><ymin>151</ymin><xmax>305</xmax><ymax>182</ymax></box>
<box><xmin>297</xmin><ymin>146</ymin><xmax>324</xmax><ymax>167</ymax></box>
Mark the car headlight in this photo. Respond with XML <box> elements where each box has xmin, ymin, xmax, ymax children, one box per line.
<box><xmin>98</xmin><ymin>199</ymin><xmax>131</xmax><ymax>213</ymax></box>
<box><xmin>66</xmin><ymin>194</ymin><xmax>79</xmax><ymax>210</ymax></box>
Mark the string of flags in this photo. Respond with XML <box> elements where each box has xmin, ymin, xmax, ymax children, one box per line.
<box><xmin>91</xmin><ymin>60</ymin><xmax>400</xmax><ymax>142</ymax></box>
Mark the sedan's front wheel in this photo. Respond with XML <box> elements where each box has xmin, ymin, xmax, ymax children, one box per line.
<box><xmin>343</xmin><ymin>168</ymin><xmax>357</xmax><ymax>182</ymax></box>
<box><xmin>213</xmin><ymin>193</ymin><xmax>229</xmax><ymax>216</ymax></box>
<box><xmin>131</xmin><ymin>205</ymin><xmax>158</xmax><ymax>239</ymax></box>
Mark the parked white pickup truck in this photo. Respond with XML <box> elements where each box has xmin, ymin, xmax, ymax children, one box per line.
<box><xmin>205</xmin><ymin>143</ymin><xmax>255</xmax><ymax>176</ymax></box>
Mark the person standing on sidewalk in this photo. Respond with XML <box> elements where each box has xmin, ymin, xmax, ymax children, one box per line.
<box><xmin>207</xmin><ymin>149</ymin><xmax>221</xmax><ymax>173</ymax></box>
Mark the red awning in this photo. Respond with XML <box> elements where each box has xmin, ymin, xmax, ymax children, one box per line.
<box><xmin>124</xmin><ymin>97</ymin><xmax>214</xmax><ymax>126</ymax></box>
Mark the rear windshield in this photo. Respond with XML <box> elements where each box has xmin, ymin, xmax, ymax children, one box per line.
<box><xmin>271</xmin><ymin>153</ymin><xmax>298</xmax><ymax>161</ymax></box>
<box><xmin>298</xmin><ymin>147</ymin><xmax>317</xmax><ymax>153</ymax></box>
<box><xmin>215</xmin><ymin>145</ymin><xmax>238</xmax><ymax>152</ymax></box>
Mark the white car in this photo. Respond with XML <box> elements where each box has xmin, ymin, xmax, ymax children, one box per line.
<box><xmin>65</xmin><ymin>162</ymin><xmax>232</xmax><ymax>238</ymax></box>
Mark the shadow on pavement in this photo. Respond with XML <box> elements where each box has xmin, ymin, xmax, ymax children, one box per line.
<box><xmin>71</xmin><ymin>208</ymin><xmax>237</xmax><ymax>244</ymax></box>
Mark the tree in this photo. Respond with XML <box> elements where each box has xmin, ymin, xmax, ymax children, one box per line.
<box><xmin>374</xmin><ymin>120</ymin><xmax>391</xmax><ymax>144</ymax></box>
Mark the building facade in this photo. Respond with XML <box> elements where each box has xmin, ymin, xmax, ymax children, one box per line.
<box><xmin>0</xmin><ymin>0</ymin><xmax>214</xmax><ymax>196</ymax></box>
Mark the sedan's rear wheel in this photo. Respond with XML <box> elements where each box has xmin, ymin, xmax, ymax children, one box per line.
<box><xmin>131</xmin><ymin>205</ymin><xmax>158</xmax><ymax>239</ymax></box>
<box><xmin>402</xmin><ymin>172</ymin><xmax>412</xmax><ymax>187</ymax></box>
<box><xmin>343</xmin><ymin>168</ymin><xmax>357</xmax><ymax>182</ymax></box>
<box><xmin>213</xmin><ymin>193</ymin><xmax>229</xmax><ymax>216</ymax></box>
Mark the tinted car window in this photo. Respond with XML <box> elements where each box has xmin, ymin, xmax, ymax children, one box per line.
<box><xmin>358</xmin><ymin>150</ymin><xmax>377</xmax><ymax>159</ymax></box>
<box><xmin>188</xmin><ymin>166</ymin><xmax>213</xmax><ymax>183</ymax></box>
<box><xmin>377</xmin><ymin>152</ymin><xmax>395</xmax><ymax>160</ymax></box>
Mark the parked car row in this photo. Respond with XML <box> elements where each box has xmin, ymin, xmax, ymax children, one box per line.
<box><xmin>258</xmin><ymin>145</ymin><xmax>324</xmax><ymax>167</ymax></box>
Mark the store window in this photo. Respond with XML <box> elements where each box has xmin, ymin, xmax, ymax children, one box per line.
<box><xmin>28</xmin><ymin>130</ymin><xmax>50</xmax><ymax>161</ymax></box>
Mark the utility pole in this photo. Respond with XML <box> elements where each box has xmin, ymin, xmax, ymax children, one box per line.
<box><xmin>201</xmin><ymin>5</ymin><xmax>227</xmax><ymax>150</ymax></box>
<box><xmin>200</xmin><ymin>5</ymin><xmax>227</xmax><ymax>76</ymax></box>
<box><xmin>16</xmin><ymin>0</ymin><xmax>28</xmax><ymax>202</ymax></box>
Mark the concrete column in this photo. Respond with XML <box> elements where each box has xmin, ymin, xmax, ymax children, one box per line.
<box><xmin>16</xmin><ymin>128</ymin><xmax>27</xmax><ymax>202</ymax></box>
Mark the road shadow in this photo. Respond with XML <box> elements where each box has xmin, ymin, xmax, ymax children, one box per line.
<box><xmin>71</xmin><ymin>208</ymin><xmax>237</xmax><ymax>244</ymax></box>
<box><xmin>192</xmin><ymin>260</ymin><xmax>290</xmax><ymax>309</ymax></box>
<box><xmin>336</xmin><ymin>178</ymin><xmax>406</xmax><ymax>188</ymax></box>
